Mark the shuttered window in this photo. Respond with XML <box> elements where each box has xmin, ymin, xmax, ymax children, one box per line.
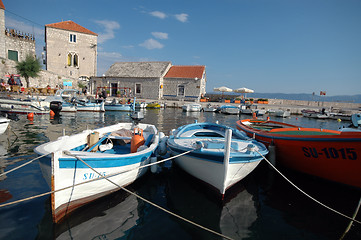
<box><xmin>8</xmin><ymin>50</ymin><xmax>18</xmax><ymax>61</ymax></box>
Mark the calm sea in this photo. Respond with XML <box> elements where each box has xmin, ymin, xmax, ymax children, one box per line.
<box><xmin>0</xmin><ymin>109</ymin><xmax>360</xmax><ymax>240</ymax></box>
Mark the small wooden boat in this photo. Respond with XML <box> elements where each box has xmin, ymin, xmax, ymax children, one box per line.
<box><xmin>76</xmin><ymin>99</ymin><xmax>105</xmax><ymax>112</ymax></box>
<box><xmin>145</xmin><ymin>102</ymin><xmax>161</xmax><ymax>109</ymax></box>
<box><xmin>40</xmin><ymin>89</ymin><xmax>77</xmax><ymax>112</ymax></box>
<box><xmin>104</xmin><ymin>100</ymin><xmax>133</xmax><ymax>112</ymax></box>
<box><xmin>0</xmin><ymin>117</ymin><xmax>10</xmax><ymax>134</ymax></box>
<box><xmin>302</xmin><ymin>109</ymin><xmax>330</xmax><ymax>119</ymax></box>
<box><xmin>167</xmin><ymin>122</ymin><xmax>268</xmax><ymax>195</ymax></box>
<box><xmin>219</xmin><ymin>105</ymin><xmax>239</xmax><ymax>115</ymax></box>
<box><xmin>0</xmin><ymin>98</ymin><xmax>62</xmax><ymax>115</ymax></box>
<box><xmin>236</xmin><ymin>119</ymin><xmax>361</xmax><ymax>189</ymax></box>
<box><xmin>182</xmin><ymin>103</ymin><xmax>202</xmax><ymax>112</ymax></box>
<box><xmin>202</xmin><ymin>103</ymin><xmax>217</xmax><ymax>112</ymax></box>
<box><xmin>34</xmin><ymin>122</ymin><xmax>160</xmax><ymax>223</ymax></box>
<box><xmin>268</xmin><ymin>109</ymin><xmax>291</xmax><ymax>118</ymax></box>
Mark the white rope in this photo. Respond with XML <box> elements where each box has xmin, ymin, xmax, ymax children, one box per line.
<box><xmin>255</xmin><ymin>149</ymin><xmax>361</xmax><ymax>225</ymax></box>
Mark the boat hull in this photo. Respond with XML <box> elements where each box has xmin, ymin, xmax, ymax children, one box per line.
<box><xmin>236</xmin><ymin>119</ymin><xmax>361</xmax><ymax>188</ymax></box>
<box><xmin>35</xmin><ymin>122</ymin><xmax>159</xmax><ymax>223</ymax></box>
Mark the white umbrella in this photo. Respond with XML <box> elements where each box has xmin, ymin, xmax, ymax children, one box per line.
<box><xmin>233</xmin><ymin>87</ymin><xmax>254</xmax><ymax>99</ymax></box>
<box><xmin>214</xmin><ymin>86</ymin><xmax>232</xmax><ymax>99</ymax></box>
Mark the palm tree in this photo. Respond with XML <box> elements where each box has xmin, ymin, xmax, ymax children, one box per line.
<box><xmin>15</xmin><ymin>54</ymin><xmax>42</xmax><ymax>88</ymax></box>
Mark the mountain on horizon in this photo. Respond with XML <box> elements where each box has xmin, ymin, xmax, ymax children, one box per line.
<box><xmin>207</xmin><ymin>92</ymin><xmax>361</xmax><ymax>104</ymax></box>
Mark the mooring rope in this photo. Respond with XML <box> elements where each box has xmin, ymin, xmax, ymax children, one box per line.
<box><xmin>255</xmin><ymin>149</ymin><xmax>361</xmax><ymax>225</ymax></box>
<box><xmin>0</xmin><ymin>149</ymin><xmax>192</xmax><ymax>209</ymax></box>
<box><xmin>0</xmin><ymin>152</ymin><xmax>51</xmax><ymax>178</ymax></box>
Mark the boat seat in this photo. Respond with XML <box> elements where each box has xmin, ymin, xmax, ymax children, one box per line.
<box><xmin>180</xmin><ymin>129</ymin><xmax>225</xmax><ymax>138</ymax></box>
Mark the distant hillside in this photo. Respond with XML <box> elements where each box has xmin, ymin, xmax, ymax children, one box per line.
<box><xmin>207</xmin><ymin>92</ymin><xmax>361</xmax><ymax>104</ymax></box>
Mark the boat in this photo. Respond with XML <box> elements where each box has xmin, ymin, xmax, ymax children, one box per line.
<box><xmin>302</xmin><ymin>108</ymin><xmax>330</xmax><ymax>119</ymax></box>
<box><xmin>236</xmin><ymin>118</ymin><xmax>361</xmax><ymax>189</ymax></box>
<box><xmin>0</xmin><ymin>117</ymin><xmax>10</xmax><ymax>134</ymax></box>
<box><xmin>268</xmin><ymin>109</ymin><xmax>291</xmax><ymax>118</ymax></box>
<box><xmin>145</xmin><ymin>102</ymin><xmax>161</xmax><ymax>109</ymax></box>
<box><xmin>76</xmin><ymin>99</ymin><xmax>105</xmax><ymax>112</ymax></box>
<box><xmin>219</xmin><ymin>105</ymin><xmax>239</xmax><ymax>115</ymax></box>
<box><xmin>202</xmin><ymin>103</ymin><xmax>217</xmax><ymax>112</ymax></box>
<box><xmin>104</xmin><ymin>99</ymin><xmax>133</xmax><ymax>112</ymax></box>
<box><xmin>34</xmin><ymin>121</ymin><xmax>160</xmax><ymax>223</ymax></box>
<box><xmin>40</xmin><ymin>89</ymin><xmax>78</xmax><ymax>112</ymax></box>
<box><xmin>182</xmin><ymin>103</ymin><xmax>202</xmax><ymax>112</ymax></box>
<box><xmin>167</xmin><ymin>122</ymin><xmax>268</xmax><ymax>195</ymax></box>
<box><xmin>0</xmin><ymin>97</ymin><xmax>61</xmax><ymax>115</ymax></box>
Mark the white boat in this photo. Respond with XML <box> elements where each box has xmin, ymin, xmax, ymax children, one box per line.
<box><xmin>0</xmin><ymin>117</ymin><xmax>10</xmax><ymax>134</ymax></box>
<box><xmin>0</xmin><ymin>98</ymin><xmax>53</xmax><ymax>114</ymax></box>
<box><xmin>40</xmin><ymin>89</ymin><xmax>78</xmax><ymax>112</ymax></box>
<box><xmin>167</xmin><ymin>122</ymin><xmax>268</xmax><ymax>195</ymax></box>
<box><xmin>219</xmin><ymin>105</ymin><xmax>239</xmax><ymax>115</ymax></box>
<box><xmin>202</xmin><ymin>103</ymin><xmax>217</xmax><ymax>112</ymax></box>
<box><xmin>77</xmin><ymin>99</ymin><xmax>105</xmax><ymax>112</ymax></box>
<box><xmin>302</xmin><ymin>109</ymin><xmax>330</xmax><ymax>119</ymax></box>
<box><xmin>34</xmin><ymin>122</ymin><xmax>160</xmax><ymax>223</ymax></box>
<box><xmin>268</xmin><ymin>109</ymin><xmax>291</xmax><ymax>118</ymax></box>
<box><xmin>182</xmin><ymin>103</ymin><xmax>202</xmax><ymax>112</ymax></box>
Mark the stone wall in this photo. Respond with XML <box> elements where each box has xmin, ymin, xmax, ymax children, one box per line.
<box><xmin>5</xmin><ymin>32</ymin><xmax>35</xmax><ymax>62</ymax></box>
<box><xmin>0</xmin><ymin>9</ymin><xmax>5</xmax><ymax>59</ymax></box>
<box><xmin>0</xmin><ymin>57</ymin><xmax>78</xmax><ymax>88</ymax></box>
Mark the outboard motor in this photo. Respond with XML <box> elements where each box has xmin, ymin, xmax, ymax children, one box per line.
<box><xmin>50</xmin><ymin>101</ymin><xmax>62</xmax><ymax>116</ymax></box>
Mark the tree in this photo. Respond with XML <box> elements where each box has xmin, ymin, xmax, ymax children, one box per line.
<box><xmin>15</xmin><ymin>54</ymin><xmax>42</xmax><ymax>88</ymax></box>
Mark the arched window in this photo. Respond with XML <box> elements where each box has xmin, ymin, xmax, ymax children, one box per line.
<box><xmin>73</xmin><ymin>54</ymin><xmax>78</xmax><ymax>67</ymax></box>
<box><xmin>67</xmin><ymin>53</ymin><xmax>72</xmax><ymax>66</ymax></box>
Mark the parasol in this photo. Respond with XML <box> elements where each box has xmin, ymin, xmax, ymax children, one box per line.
<box><xmin>214</xmin><ymin>86</ymin><xmax>232</xmax><ymax>99</ymax></box>
<box><xmin>233</xmin><ymin>87</ymin><xmax>254</xmax><ymax>99</ymax></box>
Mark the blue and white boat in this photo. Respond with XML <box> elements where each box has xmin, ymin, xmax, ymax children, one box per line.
<box><xmin>76</xmin><ymin>99</ymin><xmax>105</xmax><ymax>112</ymax></box>
<box><xmin>34</xmin><ymin>122</ymin><xmax>160</xmax><ymax>223</ymax></box>
<box><xmin>40</xmin><ymin>89</ymin><xmax>78</xmax><ymax>112</ymax></box>
<box><xmin>167</xmin><ymin>122</ymin><xmax>268</xmax><ymax>196</ymax></box>
<box><xmin>104</xmin><ymin>99</ymin><xmax>133</xmax><ymax>112</ymax></box>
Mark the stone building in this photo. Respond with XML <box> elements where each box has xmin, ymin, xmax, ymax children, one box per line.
<box><xmin>45</xmin><ymin>20</ymin><xmax>98</xmax><ymax>80</ymax></box>
<box><xmin>163</xmin><ymin>65</ymin><xmax>206</xmax><ymax>101</ymax></box>
<box><xmin>0</xmin><ymin>0</ymin><xmax>35</xmax><ymax>62</ymax></box>
<box><xmin>90</xmin><ymin>62</ymin><xmax>207</xmax><ymax>101</ymax></box>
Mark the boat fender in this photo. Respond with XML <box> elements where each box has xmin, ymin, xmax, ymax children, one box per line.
<box><xmin>150</xmin><ymin>157</ymin><xmax>158</xmax><ymax>173</ymax></box>
<box><xmin>157</xmin><ymin>136</ymin><xmax>168</xmax><ymax>156</ymax></box>
<box><xmin>131</xmin><ymin>128</ymin><xmax>145</xmax><ymax>153</ymax></box>
<box><xmin>99</xmin><ymin>142</ymin><xmax>113</xmax><ymax>152</ymax></box>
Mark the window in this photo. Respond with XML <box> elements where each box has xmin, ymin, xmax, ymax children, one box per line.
<box><xmin>136</xmin><ymin>84</ymin><xmax>141</xmax><ymax>94</ymax></box>
<box><xmin>8</xmin><ymin>50</ymin><xmax>18</xmax><ymax>61</ymax></box>
<box><xmin>67</xmin><ymin>53</ymin><xmax>79</xmax><ymax>67</ymax></box>
<box><xmin>67</xmin><ymin>53</ymin><xmax>72</xmax><ymax>66</ymax></box>
<box><xmin>70</xmin><ymin>34</ymin><xmax>76</xmax><ymax>43</ymax></box>
<box><xmin>178</xmin><ymin>85</ymin><xmax>185</xmax><ymax>96</ymax></box>
<box><xmin>73</xmin><ymin>54</ymin><xmax>78</xmax><ymax>67</ymax></box>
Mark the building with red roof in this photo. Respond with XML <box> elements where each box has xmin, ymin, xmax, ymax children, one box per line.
<box><xmin>45</xmin><ymin>20</ymin><xmax>98</xmax><ymax>80</ymax></box>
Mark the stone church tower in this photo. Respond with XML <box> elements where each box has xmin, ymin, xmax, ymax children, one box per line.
<box><xmin>45</xmin><ymin>20</ymin><xmax>98</xmax><ymax>80</ymax></box>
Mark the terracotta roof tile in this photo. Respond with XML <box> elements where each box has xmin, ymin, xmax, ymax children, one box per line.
<box><xmin>165</xmin><ymin>66</ymin><xmax>205</xmax><ymax>79</ymax></box>
<box><xmin>45</xmin><ymin>20</ymin><xmax>97</xmax><ymax>36</ymax></box>
<box><xmin>0</xmin><ymin>0</ymin><xmax>5</xmax><ymax>10</ymax></box>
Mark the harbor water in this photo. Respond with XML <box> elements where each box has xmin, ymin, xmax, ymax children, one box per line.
<box><xmin>0</xmin><ymin>109</ymin><xmax>360</xmax><ymax>240</ymax></box>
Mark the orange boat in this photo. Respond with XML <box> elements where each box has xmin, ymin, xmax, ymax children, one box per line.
<box><xmin>236</xmin><ymin>119</ymin><xmax>361</xmax><ymax>189</ymax></box>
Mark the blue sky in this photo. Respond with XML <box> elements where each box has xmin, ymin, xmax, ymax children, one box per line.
<box><xmin>4</xmin><ymin>0</ymin><xmax>361</xmax><ymax>96</ymax></box>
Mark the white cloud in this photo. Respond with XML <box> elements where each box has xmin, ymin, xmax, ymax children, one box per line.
<box><xmin>175</xmin><ymin>13</ymin><xmax>188</xmax><ymax>22</ymax></box>
<box><xmin>151</xmin><ymin>32</ymin><xmax>168</xmax><ymax>40</ymax></box>
<box><xmin>98</xmin><ymin>51</ymin><xmax>122</xmax><ymax>60</ymax></box>
<box><xmin>94</xmin><ymin>20</ymin><xmax>120</xmax><ymax>44</ymax></box>
<box><xmin>6</xmin><ymin>17</ymin><xmax>44</xmax><ymax>36</ymax></box>
<box><xmin>139</xmin><ymin>38</ymin><xmax>164</xmax><ymax>50</ymax></box>
<box><xmin>150</xmin><ymin>11</ymin><xmax>167</xmax><ymax>19</ymax></box>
